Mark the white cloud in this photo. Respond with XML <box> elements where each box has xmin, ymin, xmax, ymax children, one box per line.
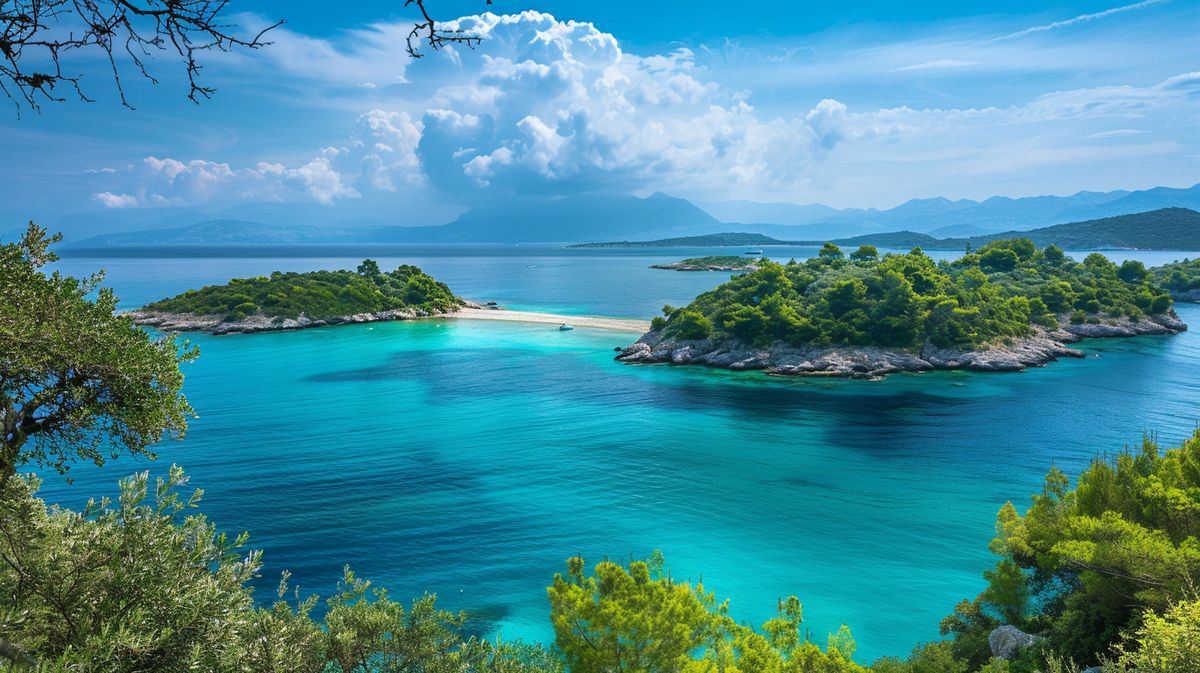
<box><xmin>401</xmin><ymin>11</ymin><xmax>849</xmax><ymax>195</ymax></box>
<box><xmin>890</xmin><ymin>59</ymin><xmax>980</xmax><ymax>74</ymax></box>
<box><xmin>993</xmin><ymin>0</ymin><xmax>1169</xmax><ymax>41</ymax></box>
<box><xmin>92</xmin><ymin>192</ymin><xmax>139</xmax><ymax>208</ymax></box>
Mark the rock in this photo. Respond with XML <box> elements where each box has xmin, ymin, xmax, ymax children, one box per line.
<box><xmin>1171</xmin><ymin>289</ymin><xmax>1200</xmax><ymax>304</ymax></box>
<box><xmin>127</xmin><ymin>307</ymin><xmax>450</xmax><ymax>335</ymax></box>
<box><xmin>614</xmin><ymin>309</ymin><xmax>1183</xmax><ymax>379</ymax></box>
<box><xmin>988</xmin><ymin>625</ymin><xmax>1043</xmax><ymax>660</ymax></box>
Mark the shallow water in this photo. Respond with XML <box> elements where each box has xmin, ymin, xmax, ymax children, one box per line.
<box><xmin>40</xmin><ymin>246</ymin><xmax>1200</xmax><ymax>662</ymax></box>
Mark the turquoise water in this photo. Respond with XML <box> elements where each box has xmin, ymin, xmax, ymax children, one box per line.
<box><xmin>41</xmin><ymin>246</ymin><xmax>1200</xmax><ymax>663</ymax></box>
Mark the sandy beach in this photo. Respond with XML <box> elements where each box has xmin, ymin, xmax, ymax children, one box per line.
<box><xmin>448</xmin><ymin>308</ymin><xmax>650</xmax><ymax>332</ymax></box>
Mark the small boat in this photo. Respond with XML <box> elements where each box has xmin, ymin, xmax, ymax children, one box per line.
<box><xmin>558</xmin><ymin>324</ymin><xmax>575</xmax><ymax>331</ymax></box>
<box><xmin>744</xmin><ymin>250</ymin><xmax>764</xmax><ymax>255</ymax></box>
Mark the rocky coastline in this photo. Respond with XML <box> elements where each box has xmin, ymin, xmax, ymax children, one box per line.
<box><xmin>1171</xmin><ymin>289</ymin><xmax>1200</xmax><ymax>303</ymax></box>
<box><xmin>615</xmin><ymin>314</ymin><xmax>1187</xmax><ymax>379</ymax></box>
<box><xmin>128</xmin><ymin>300</ymin><xmax>492</xmax><ymax>335</ymax></box>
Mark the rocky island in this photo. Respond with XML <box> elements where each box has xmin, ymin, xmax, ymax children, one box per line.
<box><xmin>651</xmin><ymin>255</ymin><xmax>763</xmax><ymax>272</ymax></box>
<box><xmin>130</xmin><ymin>260</ymin><xmax>463</xmax><ymax>334</ymax></box>
<box><xmin>618</xmin><ymin>241</ymin><xmax>1187</xmax><ymax>378</ymax></box>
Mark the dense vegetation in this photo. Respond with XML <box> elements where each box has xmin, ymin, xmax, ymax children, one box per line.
<box><xmin>653</xmin><ymin>240</ymin><xmax>1175</xmax><ymax>350</ymax></box>
<box><xmin>936</xmin><ymin>430</ymin><xmax>1200</xmax><ymax>672</ymax></box>
<box><xmin>141</xmin><ymin>260</ymin><xmax>460</xmax><ymax>321</ymax></box>
<box><xmin>1150</xmin><ymin>258</ymin><xmax>1200</xmax><ymax>296</ymax></box>
<box><xmin>4</xmin><ymin>227</ymin><xmax>1199</xmax><ymax>672</ymax></box>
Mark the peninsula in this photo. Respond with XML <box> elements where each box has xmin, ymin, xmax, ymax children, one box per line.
<box><xmin>129</xmin><ymin>260</ymin><xmax>649</xmax><ymax>334</ymax></box>
<box><xmin>651</xmin><ymin>255</ymin><xmax>763</xmax><ymax>271</ymax></box>
<box><xmin>617</xmin><ymin>240</ymin><xmax>1187</xmax><ymax>378</ymax></box>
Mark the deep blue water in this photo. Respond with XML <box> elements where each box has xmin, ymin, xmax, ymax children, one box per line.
<box><xmin>41</xmin><ymin>245</ymin><xmax>1200</xmax><ymax>663</ymax></box>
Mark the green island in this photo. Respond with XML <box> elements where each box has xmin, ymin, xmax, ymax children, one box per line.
<box><xmin>130</xmin><ymin>260</ymin><xmax>462</xmax><ymax>334</ymax></box>
<box><xmin>618</xmin><ymin>240</ymin><xmax>1186</xmax><ymax>377</ymax></box>
<box><xmin>651</xmin><ymin>255</ymin><xmax>764</xmax><ymax>271</ymax></box>
<box><xmin>1150</xmin><ymin>257</ymin><xmax>1200</xmax><ymax>302</ymax></box>
<box><xmin>5</xmin><ymin>224</ymin><xmax>1200</xmax><ymax>672</ymax></box>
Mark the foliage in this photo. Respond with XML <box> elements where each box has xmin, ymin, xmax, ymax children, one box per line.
<box><xmin>0</xmin><ymin>470</ymin><xmax>560</xmax><ymax>673</ymax></box>
<box><xmin>948</xmin><ymin>430</ymin><xmax>1200</xmax><ymax>668</ymax></box>
<box><xmin>142</xmin><ymin>260</ymin><xmax>461</xmax><ymax>322</ymax></box>
<box><xmin>548</xmin><ymin>555</ymin><xmax>866</xmax><ymax>673</ymax></box>
<box><xmin>654</xmin><ymin>240</ymin><xmax>1174</xmax><ymax>350</ymax></box>
<box><xmin>1112</xmin><ymin>600</ymin><xmax>1200</xmax><ymax>673</ymax></box>
<box><xmin>1150</xmin><ymin>258</ymin><xmax>1200</xmax><ymax>294</ymax></box>
<box><xmin>0</xmin><ymin>223</ymin><xmax>196</xmax><ymax>480</ymax></box>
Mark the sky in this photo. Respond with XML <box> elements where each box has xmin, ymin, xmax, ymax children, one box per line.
<box><xmin>1</xmin><ymin>0</ymin><xmax>1198</xmax><ymax>229</ymax></box>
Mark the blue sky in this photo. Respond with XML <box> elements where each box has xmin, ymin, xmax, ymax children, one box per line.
<box><xmin>2</xmin><ymin>0</ymin><xmax>1198</xmax><ymax>230</ymax></box>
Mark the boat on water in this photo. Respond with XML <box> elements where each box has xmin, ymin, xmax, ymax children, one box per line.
<box><xmin>559</xmin><ymin>324</ymin><xmax>575</xmax><ymax>331</ymax></box>
<box><xmin>744</xmin><ymin>250</ymin><xmax>764</xmax><ymax>255</ymax></box>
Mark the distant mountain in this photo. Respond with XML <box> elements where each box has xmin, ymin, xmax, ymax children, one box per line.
<box><xmin>696</xmin><ymin>200</ymin><xmax>873</xmax><ymax>226</ymax></box>
<box><xmin>367</xmin><ymin>192</ymin><xmax>724</xmax><ymax>243</ymax></box>
<box><xmin>843</xmin><ymin>209</ymin><xmax>1200</xmax><ymax>251</ymax></box>
<box><xmin>60</xmin><ymin>184</ymin><xmax>1200</xmax><ymax>248</ymax></box>
<box><xmin>69</xmin><ymin>220</ymin><xmax>353</xmax><ymax>247</ymax></box>
<box><xmin>698</xmin><ymin>183</ymin><xmax>1200</xmax><ymax>236</ymax></box>
<box><xmin>950</xmin><ymin>208</ymin><xmax>1200</xmax><ymax>250</ymax></box>
<box><xmin>569</xmin><ymin>232</ymin><xmax>796</xmax><ymax>248</ymax></box>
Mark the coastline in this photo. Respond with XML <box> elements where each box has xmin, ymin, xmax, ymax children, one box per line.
<box><xmin>129</xmin><ymin>304</ymin><xmax>649</xmax><ymax>335</ymax></box>
<box><xmin>615</xmin><ymin>314</ymin><xmax>1188</xmax><ymax>379</ymax></box>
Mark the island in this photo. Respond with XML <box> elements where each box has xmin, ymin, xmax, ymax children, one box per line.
<box><xmin>1150</xmin><ymin>258</ymin><xmax>1200</xmax><ymax>303</ymax></box>
<box><xmin>130</xmin><ymin>260</ymin><xmax>463</xmax><ymax>334</ymax></box>
<box><xmin>651</xmin><ymin>256</ymin><xmax>763</xmax><ymax>271</ymax></box>
<box><xmin>617</xmin><ymin>240</ymin><xmax>1187</xmax><ymax>379</ymax></box>
<box><xmin>129</xmin><ymin>260</ymin><xmax>653</xmax><ymax>334</ymax></box>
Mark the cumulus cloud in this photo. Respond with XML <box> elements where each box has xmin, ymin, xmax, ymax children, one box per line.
<box><xmin>397</xmin><ymin>11</ymin><xmax>851</xmax><ymax>196</ymax></box>
<box><xmin>86</xmin><ymin>12</ymin><xmax>1200</xmax><ymax>209</ymax></box>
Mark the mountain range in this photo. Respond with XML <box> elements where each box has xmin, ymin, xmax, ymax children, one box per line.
<box><xmin>30</xmin><ymin>182</ymin><xmax>1200</xmax><ymax>248</ymax></box>
<box><xmin>574</xmin><ymin>209</ymin><xmax>1200</xmax><ymax>252</ymax></box>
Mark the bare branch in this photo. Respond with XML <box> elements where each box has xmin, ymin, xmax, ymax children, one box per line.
<box><xmin>0</xmin><ymin>0</ymin><xmax>283</xmax><ymax>111</ymax></box>
<box><xmin>404</xmin><ymin>0</ymin><xmax>491</xmax><ymax>59</ymax></box>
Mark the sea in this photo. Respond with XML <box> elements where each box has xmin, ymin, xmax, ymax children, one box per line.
<box><xmin>40</xmin><ymin>244</ymin><xmax>1200</xmax><ymax>662</ymax></box>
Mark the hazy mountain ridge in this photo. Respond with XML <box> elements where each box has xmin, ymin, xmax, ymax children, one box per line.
<box><xmin>54</xmin><ymin>183</ymin><xmax>1200</xmax><ymax>248</ymax></box>
<box><xmin>574</xmin><ymin>208</ymin><xmax>1200</xmax><ymax>251</ymax></box>
<box><xmin>702</xmin><ymin>183</ymin><xmax>1200</xmax><ymax>238</ymax></box>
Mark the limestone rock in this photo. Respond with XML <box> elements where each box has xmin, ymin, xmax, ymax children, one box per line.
<box><xmin>988</xmin><ymin>625</ymin><xmax>1043</xmax><ymax>660</ymax></box>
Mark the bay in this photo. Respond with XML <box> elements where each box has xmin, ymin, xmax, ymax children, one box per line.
<box><xmin>40</xmin><ymin>245</ymin><xmax>1200</xmax><ymax>662</ymax></box>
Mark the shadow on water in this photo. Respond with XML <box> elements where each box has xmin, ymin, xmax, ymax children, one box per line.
<box><xmin>307</xmin><ymin>347</ymin><xmax>975</xmax><ymax>452</ymax></box>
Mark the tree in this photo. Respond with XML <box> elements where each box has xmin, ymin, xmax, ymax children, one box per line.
<box><xmin>979</xmin><ymin>248</ymin><xmax>1019</xmax><ymax>273</ymax></box>
<box><xmin>849</xmin><ymin>244</ymin><xmax>879</xmax><ymax>262</ymax></box>
<box><xmin>0</xmin><ymin>223</ymin><xmax>196</xmax><ymax>481</ymax></box>
<box><xmin>1117</xmin><ymin>260</ymin><xmax>1148</xmax><ymax>284</ymax></box>
<box><xmin>818</xmin><ymin>242</ymin><xmax>845</xmax><ymax>261</ymax></box>
<box><xmin>548</xmin><ymin>556</ymin><xmax>722</xmax><ymax>673</ymax></box>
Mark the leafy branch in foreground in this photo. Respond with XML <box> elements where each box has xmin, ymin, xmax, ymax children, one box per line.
<box><xmin>0</xmin><ymin>222</ymin><xmax>196</xmax><ymax>481</ymax></box>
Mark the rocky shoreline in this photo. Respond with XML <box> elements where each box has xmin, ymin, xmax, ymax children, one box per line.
<box><xmin>615</xmin><ymin>314</ymin><xmax>1187</xmax><ymax>379</ymax></box>
<box><xmin>129</xmin><ymin>307</ymin><xmax>458</xmax><ymax>335</ymax></box>
<box><xmin>1171</xmin><ymin>289</ymin><xmax>1200</xmax><ymax>303</ymax></box>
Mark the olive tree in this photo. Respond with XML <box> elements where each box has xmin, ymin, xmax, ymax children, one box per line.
<box><xmin>0</xmin><ymin>222</ymin><xmax>197</xmax><ymax>481</ymax></box>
